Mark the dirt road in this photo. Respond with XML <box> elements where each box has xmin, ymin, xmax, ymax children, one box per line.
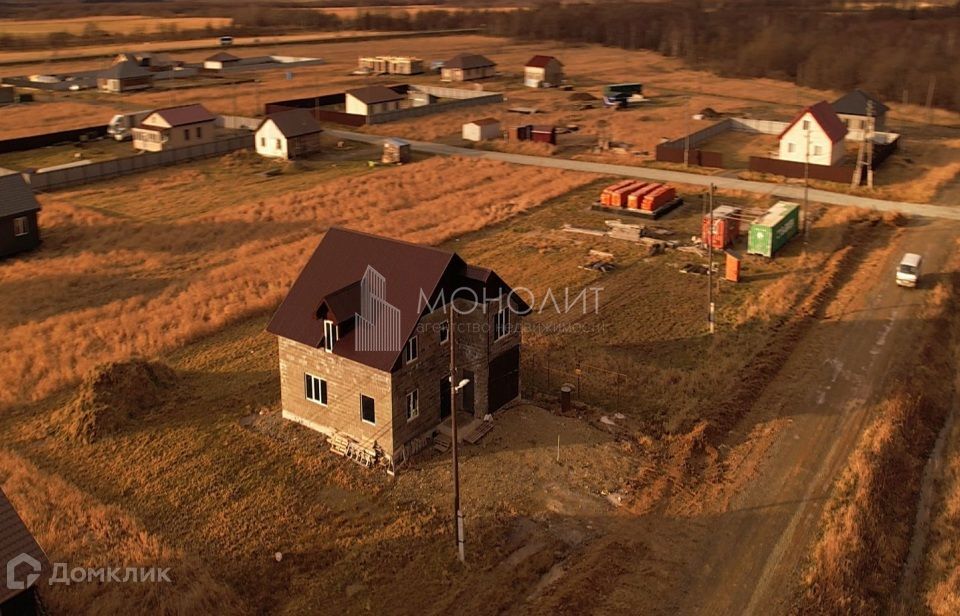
<box><xmin>326</xmin><ymin>129</ymin><xmax>960</xmax><ymax>220</ymax></box>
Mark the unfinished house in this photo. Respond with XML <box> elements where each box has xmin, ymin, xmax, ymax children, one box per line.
<box><xmin>344</xmin><ymin>85</ymin><xmax>405</xmax><ymax>116</ymax></box>
<box><xmin>523</xmin><ymin>55</ymin><xmax>563</xmax><ymax>88</ymax></box>
<box><xmin>441</xmin><ymin>53</ymin><xmax>496</xmax><ymax>82</ymax></box>
<box><xmin>255</xmin><ymin>109</ymin><xmax>323</xmax><ymax>160</ymax></box>
<box><xmin>266</xmin><ymin>227</ymin><xmax>528</xmax><ymax>469</ymax></box>
<box><xmin>132</xmin><ymin>104</ymin><xmax>217</xmax><ymax>152</ymax></box>
<box><xmin>0</xmin><ymin>169</ymin><xmax>42</xmax><ymax>258</ymax></box>
<box><xmin>0</xmin><ymin>489</ymin><xmax>50</xmax><ymax>615</ymax></box>
<box><xmin>358</xmin><ymin>56</ymin><xmax>424</xmax><ymax>75</ymax></box>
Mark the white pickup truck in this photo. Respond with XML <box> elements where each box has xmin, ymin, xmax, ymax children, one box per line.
<box><xmin>896</xmin><ymin>252</ymin><xmax>922</xmax><ymax>288</ymax></box>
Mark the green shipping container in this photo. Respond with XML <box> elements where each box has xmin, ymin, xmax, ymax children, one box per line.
<box><xmin>747</xmin><ymin>201</ymin><xmax>800</xmax><ymax>257</ymax></box>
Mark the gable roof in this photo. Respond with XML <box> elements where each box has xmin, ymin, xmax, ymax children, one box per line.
<box><xmin>0</xmin><ymin>489</ymin><xmax>49</xmax><ymax>604</ymax></box>
<box><xmin>259</xmin><ymin>108</ymin><xmax>323</xmax><ymax>138</ymax></box>
<box><xmin>779</xmin><ymin>101</ymin><xmax>848</xmax><ymax>143</ymax></box>
<box><xmin>0</xmin><ymin>169</ymin><xmax>41</xmax><ymax>218</ymax></box>
<box><xmin>444</xmin><ymin>53</ymin><xmax>496</xmax><ymax>70</ymax></box>
<box><xmin>205</xmin><ymin>51</ymin><xmax>239</xmax><ymax>63</ymax></box>
<box><xmin>831</xmin><ymin>89</ymin><xmax>889</xmax><ymax>117</ymax></box>
<box><xmin>526</xmin><ymin>55</ymin><xmax>561</xmax><ymax>68</ymax></box>
<box><xmin>100</xmin><ymin>60</ymin><xmax>152</xmax><ymax>80</ymax></box>
<box><xmin>142</xmin><ymin>103</ymin><xmax>216</xmax><ymax>128</ymax></box>
<box><xmin>346</xmin><ymin>85</ymin><xmax>405</xmax><ymax>105</ymax></box>
<box><xmin>267</xmin><ymin>228</ymin><xmax>527</xmax><ymax>372</ymax></box>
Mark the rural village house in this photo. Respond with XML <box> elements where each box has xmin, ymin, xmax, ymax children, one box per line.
<box><xmin>0</xmin><ymin>169</ymin><xmax>41</xmax><ymax>258</ymax></box>
<box><xmin>441</xmin><ymin>53</ymin><xmax>496</xmax><ymax>82</ymax></box>
<box><xmin>97</xmin><ymin>60</ymin><xmax>153</xmax><ymax>93</ymax></box>
<box><xmin>462</xmin><ymin>118</ymin><xmax>502</xmax><ymax>142</ymax></box>
<box><xmin>344</xmin><ymin>85</ymin><xmax>405</xmax><ymax>116</ymax></box>
<box><xmin>255</xmin><ymin>109</ymin><xmax>323</xmax><ymax>160</ymax></box>
<box><xmin>777</xmin><ymin>101</ymin><xmax>848</xmax><ymax>166</ymax></box>
<box><xmin>831</xmin><ymin>89</ymin><xmax>888</xmax><ymax>138</ymax></box>
<box><xmin>523</xmin><ymin>55</ymin><xmax>563</xmax><ymax>88</ymax></box>
<box><xmin>113</xmin><ymin>51</ymin><xmax>176</xmax><ymax>71</ymax></box>
<box><xmin>203</xmin><ymin>52</ymin><xmax>241</xmax><ymax>71</ymax></box>
<box><xmin>0</xmin><ymin>489</ymin><xmax>50</xmax><ymax>615</ymax></box>
<box><xmin>132</xmin><ymin>104</ymin><xmax>217</xmax><ymax>152</ymax></box>
<box><xmin>358</xmin><ymin>56</ymin><xmax>424</xmax><ymax>75</ymax></box>
<box><xmin>266</xmin><ymin>228</ymin><xmax>528</xmax><ymax>466</ymax></box>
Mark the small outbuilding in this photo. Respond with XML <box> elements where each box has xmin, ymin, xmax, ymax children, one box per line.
<box><xmin>0</xmin><ymin>85</ymin><xmax>14</xmax><ymax>105</ymax></box>
<box><xmin>256</xmin><ymin>109</ymin><xmax>323</xmax><ymax>160</ymax></box>
<box><xmin>203</xmin><ymin>52</ymin><xmax>241</xmax><ymax>71</ymax></box>
<box><xmin>132</xmin><ymin>103</ymin><xmax>217</xmax><ymax>152</ymax></box>
<box><xmin>531</xmin><ymin>125</ymin><xmax>557</xmax><ymax>145</ymax></box>
<box><xmin>777</xmin><ymin>101</ymin><xmax>847</xmax><ymax>166</ymax></box>
<box><xmin>462</xmin><ymin>118</ymin><xmax>501</xmax><ymax>142</ymax></box>
<box><xmin>0</xmin><ymin>169</ymin><xmax>42</xmax><ymax>258</ymax></box>
<box><xmin>345</xmin><ymin>85</ymin><xmax>405</xmax><ymax>116</ymax></box>
<box><xmin>441</xmin><ymin>53</ymin><xmax>496</xmax><ymax>82</ymax></box>
<box><xmin>97</xmin><ymin>61</ymin><xmax>153</xmax><ymax>93</ymax></box>
<box><xmin>382</xmin><ymin>138</ymin><xmax>411</xmax><ymax>164</ymax></box>
<box><xmin>524</xmin><ymin>55</ymin><xmax>563</xmax><ymax>88</ymax></box>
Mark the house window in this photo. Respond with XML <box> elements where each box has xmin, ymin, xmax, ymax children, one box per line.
<box><xmin>813</xmin><ymin>145</ymin><xmax>823</xmax><ymax>156</ymax></box>
<box><xmin>494</xmin><ymin>307</ymin><xmax>510</xmax><ymax>340</ymax></box>
<box><xmin>304</xmin><ymin>373</ymin><xmax>327</xmax><ymax>405</ymax></box>
<box><xmin>260</xmin><ymin>137</ymin><xmax>266</xmax><ymax>147</ymax></box>
<box><xmin>13</xmin><ymin>216</ymin><xmax>29</xmax><ymax>237</ymax></box>
<box><xmin>323</xmin><ymin>320</ymin><xmax>337</xmax><ymax>353</ymax></box>
<box><xmin>787</xmin><ymin>142</ymin><xmax>796</xmax><ymax>153</ymax></box>
<box><xmin>438</xmin><ymin>320</ymin><xmax>449</xmax><ymax>344</ymax></box>
<box><xmin>403</xmin><ymin>336</ymin><xmax>418</xmax><ymax>363</ymax></box>
<box><xmin>405</xmin><ymin>389</ymin><xmax>419</xmax><ymax>421</ymax></box>
<box><xmin>196</xmin><ymin>126</ymin><xmax>203</xmax><ymax>139</ymax></box>
<box><xmin>276</xmin><ymin>139</ymin><xmax>282</xmax><ymax>150</ymax></box>
<box><xmin>184</xmin><ymin>128</ymin><xmax>190</xmax><ymax>141</ymax></box>
<box><xmin>801</xmin><ymin>119</ymin><xmax>810</xmax><ymax>130</ymax></box>
<box><xmin>361</xmin><ymin>395</ymin><xmax>376</xmax><ymax>425</ymax></box>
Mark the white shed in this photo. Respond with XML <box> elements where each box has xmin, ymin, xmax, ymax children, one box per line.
<box><xmin>255</xmin><ymin>109</ymin><xmax>323</xmax><ymax>160</ymax></box>
<box><xmin>778</xmin><ymin>101</ymin><xmax>848</xmax><ymax>166</ymax></box>
<box><xmin>345</xmin><ymin>85</ymin><xmax>404</xmax><ymax>116</ymax></box>
<box><xmin>462</xmin><ymin>118</ymin><xmax>501</xmax><ymax>142</ymax></box>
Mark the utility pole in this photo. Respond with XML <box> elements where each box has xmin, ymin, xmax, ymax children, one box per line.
<box><xmin>926</xmin><ymin>75</ymin><xmax>936</xmax><ymax>125</ymax></box>
<box><xmin>684</xmin><ymin>95</ymin><xmax>691</xmax><ymax>167</ymax></box>
<box><xmin>803</xmin><ymin>129</ymin><xmax>810</xmax><ymax>243</ymax></box>
<box><xmin>707</xmin><ymin>184</ymin><xmax>715</xmax><ymax>335</ymax></box>
<box><xmin>449</xmin><ymin>307</ymin><xmax>465</xmax><ymax>564</ymax></box>
<box><xmin>866</xmin><ymin>100</ymin><xmax>875</xmax><ymax>189</ymax></box>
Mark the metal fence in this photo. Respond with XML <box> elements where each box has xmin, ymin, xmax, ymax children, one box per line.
<box><xmin>26</xmin><ymin>134</ymin><xmax>254</xmax><ymax>191</ymax></box>
<box><xmin>0</xmin><ymin>124</ymin><xmax>108</xmax><ymax>154</ymax></box>
<box><xmin>522</xmin><ymin>348</ymin><xmax>631</xmax><ymax>414</ymax></box>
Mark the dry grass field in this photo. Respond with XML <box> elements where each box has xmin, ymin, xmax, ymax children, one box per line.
<box><xmin>0</xmin><ymin>16</ymin><xmax>231</xmax><ymax>37</ymax></box>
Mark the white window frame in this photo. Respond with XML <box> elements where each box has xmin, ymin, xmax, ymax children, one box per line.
<box><xmin>305</xmin><ymin>373</ymin><xmax>327</xmax><ymax>406</ymax></box>
<box><xmin>438</xmin><ymin>320</ymin><xmax>449</xmax><ymax>345</ymax></box>
<box><xmin>787</xmin><ymin>142</ymin><xmax>795</xmax><ymax>154</ymax></box>
<box><xmin>801</xmin><ymin>119</ymin><xmax>810</xmax><ymax>130</ymax></box>
<box><xmin>360</xmin><ymin>394</ymin><xmax>376</xmax><ymax>425</ymax></box>
<box><xmin>494</xmin><ymin>306</ymin><xmax>510</xmax><ymax>341</ymax></box>
<box><xmin>323</xmin><ymin>320</ymin><xmax>336</xmax><ymax>353</ymax></box>
<box><xmin>813</xmin><ymin>145</ymin><xmax>823</xmax><ymax>156</ymax></box>
<box><xmin>276</xmin><ymin>138</ymin><xmax>282</xmax><ymax>150</ymax></box>
<box><xmin>405</xmin><ymin>389</ymin><xmax>419</xmax><ymax>421</ymax></box>
<box><xmin>13</xmin><ymin>216</ymin><xmax>29</xmax><ymax>237</ymax></box>
<box><xmin>403</xmin><ymin>335</ymin><xmax>418</xmax><ymax>363</ymax></box>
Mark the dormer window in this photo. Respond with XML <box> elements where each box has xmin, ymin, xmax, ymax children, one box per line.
<box><xmin>323</xmin><ymin>320</ymin><xmax>337</xmax><ymax>352</ymax></box>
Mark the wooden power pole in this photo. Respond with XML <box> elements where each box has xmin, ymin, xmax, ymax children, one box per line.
<box><xmin>449</xmin><ymin>308</ymin><xmax>465</xmax><ymax>563</ymax></box>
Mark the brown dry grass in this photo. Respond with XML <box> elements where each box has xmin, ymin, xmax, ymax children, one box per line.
<box><xmin>0</xmin><ymin>448</ymin><xmax>249</xmax><ymax>615</ymax></box>
<box><xmin>798</xmin><ymin>248</ymin><xmax>960</xmax><ymax>614</ymax></box>
<box><xmin>0</xmin><ymin>155</ymin><xmax>593</xmax><ymax>408</ymax></box>
<box><xmin>926</xmin><ymin>414</ymin><xmax>960</xmax><ymax>614</ymax></box>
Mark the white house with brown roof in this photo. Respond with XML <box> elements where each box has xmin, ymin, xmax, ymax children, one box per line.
<box><xmin>266</xmin><ymin>228</ymin><xmax>528</xmax><ymax>468</ymax></box>
<box><xmin>778</xmin><ymin>101</ymin><xmax>848</xmax><ymax>166</ymax></box>
<box><xmin>132</xmin><ymin>104</ymin><xmax>217</xmax><ymax>152</ymax></box>
<box><xmin>203</xmin><ymin>51</ymin><xmax>241</xmax><ymax>70</ymax></box>
<box><xmin>97</xmin><ymin>61</ymin><xmax>153</xmax><ymax>93</ymax></box>
<box><xmin>255</xmin><ymin>109</ymin><xmax>323</xmax><ymax>160</ymax></box>
<box><xmin>462</xmin><ymin>118</ymin><xmax>501</xmax><ymax>142</ymax></box>
<box><xmin>441</xmin><ymin>53</ymin><xmax>496</xmax><ymax>82</ymax></box>
<box><xmin>345</xmin><ymin>85</ymin><xmax>405</xmax><ymax>116</ymax></box>
<box><xmin>524</xmin><ymin>55</ymin><xmax>563</xmax><ymax>88</ymax></box>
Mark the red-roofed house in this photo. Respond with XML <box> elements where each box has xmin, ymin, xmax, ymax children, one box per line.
<box><xmin>778</xmin><ymin>101</ymin><xmax>848</xmax><ymax>166</ymax></box>
<box><xmin>524</xmin><ymin>55</ymin><xmax>563</xmax><ymax>88</ymax></box>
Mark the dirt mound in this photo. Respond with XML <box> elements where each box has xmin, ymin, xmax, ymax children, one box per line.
<box><xmin>54</xmin><ymin>360</ymin><xmax>176</xmax><ymax>444</ymax></box>
<box><xmin>568</xmin><ymin>92</ymin><xmax>597</xmax><ymax>101</ymax></box>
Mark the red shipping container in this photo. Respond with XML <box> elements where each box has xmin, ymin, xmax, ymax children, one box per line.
<box><xmin>701</xmin><ymin>206</ymin><xmax>741</xmax><ymax>249</ymax></box>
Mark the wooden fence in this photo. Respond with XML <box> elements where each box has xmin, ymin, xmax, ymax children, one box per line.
<box><xmin>26</xmin><ymin>134</ymin><xmax>254</xmax><ymax>191</ymax></box>
<box><xmin>0</xmin><ymin>125</ymin><xmax>108</xmax><ymax>154</ymax></box>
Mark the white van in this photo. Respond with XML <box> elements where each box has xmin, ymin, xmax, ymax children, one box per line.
<box><xmin>896</xmin><ymin>253</ymin><xmax>922</xmax><ymax>288</ymax></box>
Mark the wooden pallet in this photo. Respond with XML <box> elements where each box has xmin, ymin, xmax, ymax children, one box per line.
<box><xmin>464</xmin><ymin>421</ymin><xmax>494</xmax><ymax>444</ymax></box>
<box><xmin>329</xmin><ymin>433</ymin><xmax>351</xmax><ymax>457</ymax></box>
<box><xmin>345</xmin><ymin>443</ymin><xmax>375</xmax><ymax>468</ymax></box>
<box><xmin>434</xmin><ymin>433</ymin><xmax>452</xmax><ymax>453</ymax></box>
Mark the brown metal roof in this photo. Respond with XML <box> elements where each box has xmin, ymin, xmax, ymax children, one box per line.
<box><xmin>205</xmin><ymin>51</ymin><xmax>240</xmax><ymax>63</ymax></box>
<box><xmin>143</xmin><ymin>103</ymin><xmax>216</xmax><ymax>128</ymax></box>
<box><xmin>266</xmin><ymin>228</ymin><xmax>526</xmax><ymax>372</ymax></box>
<box><xmin>525</xmin><ymin>55</ymin><xmax>561</xmax><ymax>68</ymax></box>
<box><xmin>779</xmin><ymin>101</ymin><xmax>848</xmax><ymax>143</ymax></box>
<box><xmin>0</xmin><ymin>169</ymin><xmax>41</xmax><ymax>218</ymax></box>
<box><xmin>831</xmin><ymin>89</ymin><xmax>889</xmax><ymax>117</ymax></box>
<box><xmin>444</xmin><ymin>53</ymin><xmax>495</xmax><ymax>70</ymax></box>
<box><xmin>469</xmin><ymin>117</ymin><xmax>500</xmax><ymax>126</ymax></box>
<box><xmin>99</xmin><ymin>60</ymin><xmax>152</xmax><ymax>80</ymax></box>
<box><xmin>346</xmin><ymin>85</ymin><xmax>405</xmax><ymax>105</ymax></box>
<box><xmin>0</xmin><ymin>489</ymin><xmax>49</xmax><ymax>604</ymax></box>
<box><xmin>259</xmin><ymin>108</ymin><xmax>323</xmax><ymax>138</ymax></box>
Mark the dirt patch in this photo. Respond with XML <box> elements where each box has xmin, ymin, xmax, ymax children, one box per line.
<box><xmin>52</xmin><ymin>360</ymin><xmax>176</xmax><ymax>443</ymax></box>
